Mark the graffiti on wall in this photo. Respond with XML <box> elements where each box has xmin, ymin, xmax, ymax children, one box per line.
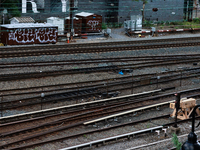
<box><xmin>87</xmin><ymin>20</ymin><xmax>100</xmax><ymax>30</ymax></box>
<box><xmin>8</xmin><ymin>28</ymin><xmax>57</xmax><ymax>43</ymax></box>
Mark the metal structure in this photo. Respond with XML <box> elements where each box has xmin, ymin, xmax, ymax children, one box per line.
<box><xmin>181</xmin><ymin>104</ymin><xmax>200</xmax><ymax>150</ymax></box>
<box><xmin>184</xmin><ymin>0</ymin><xmax>194</xmax><ymax>21</ymax></box>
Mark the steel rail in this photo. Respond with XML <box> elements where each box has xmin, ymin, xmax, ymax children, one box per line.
<box><xmin>5</xmin><ymin>114</ymin><xmax>200</xmax><ymax>150</ymax></box>
<box><xmin>1</xmin><ymin>41</ymin><xmax>200</xmax><ymax>58</ymax></box>
<box><xmin>0</xmin><ymin>66</ymin><xmax>194</xmax><ymax>110</ymax></box>
<box><xmin>1</xmin><ymin>93</ymin><xmax>200</xmax><ymax>149</ymax></box>
<box><xmin>0</xmin><ymin>85</ymin><xmax>199</xmax><ymax>126</ymax></box>
<box><xmin>0</xmin><ymin>90</ymin><xmax>162</xmax><ymax>123</ymax></box>
<box><xmin>0</xmin><ymin>54</ymin><xmax>200</xmax><ymax>69</ymax></box>
<box><xmin>0</xmin><ymin>114</ymin><xmax>170</xmax><ymax>150</ymax></box>
<box><xmin>0</xmin><ymin>64</ymin><xmax>194</xmax><ymax>96</ymax></box>
<box><xmin>1</xmin><ymin>57</ymin><xmax>200</xmax><ymax>81</ymax></box>
<box><xmin>1</xmin><ymin>66</ymin><xmax>199</xmax><ymax>113</ymax></box>
<box><xmin>0</xmin><ymin>66</ymin><xmax>199</xmax><ymax>105</ymax></box>
<box><xmin>59</xmin><ymin>115</ymin><xmax>200</xmax><ymax>150</ymax></box>
<box><xmin>0</xmin><ymin>100</ymin><xmax>170</xmax><ymax>137</ymax></box>
<box><xmin>1</xmin><ymin>36</ymin><xmax>200</xmax><ymax>51</ymax></box>
<box><xmin>0</xmin><ymin>72</ymin><xmax>156</xmax><ymax>96</ymax></box>
<box><xmin>0</xmin><ymin>86</ymin><xmax>198</xmax><ymax>125</ymax></box>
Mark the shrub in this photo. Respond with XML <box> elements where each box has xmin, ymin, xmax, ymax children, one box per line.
<box><xmin>143</xmin><ymin>20</ymin><xmax>153</xmax><ymax>27</ymax></box>
<box><xmin>172</xmin><ymin>133</ymin><xmax>182</xmax><ymax>150</ymax></box>
<box><xmin>102</xmin><ymin>22</ymin><xmax>107</xmax><ymax>29</ymax></box>
<box><xmin>165</xmin><ymin>21</ymin><xmax>170</xmax><ymax>26</ymax></box>
<box><xmin>193</xmin><ymin>18</ymin><xmax>200</xmax><ymax>24</ymax></box>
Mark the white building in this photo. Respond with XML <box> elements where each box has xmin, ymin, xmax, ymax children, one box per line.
<box><xmin>47</xmin><ymin>17</ymin><xmax>64</xmax><ymax>35</ymax></box>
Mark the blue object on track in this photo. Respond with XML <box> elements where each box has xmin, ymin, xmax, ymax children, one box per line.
<box><xmin>119</xmin><ymin>71</ymin><xmax>123</xmax><ymax>75</ymax></box>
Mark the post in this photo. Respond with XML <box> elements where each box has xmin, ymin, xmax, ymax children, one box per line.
<box><xmin>157</xmin><ymin>76</ymin><xmax>160</xmax><ymax>89</ymax></box>
<box><xmin>77</xmin><ymin>85</ymin><xmax>79</xmax><ymax>104</ymax></box>
<box><xmin>107</xmin><ymin>79</ymin><xmax>108</xmax><ymax>98</ymax></box>
<box><xmin>118</xmin><ymin>15</ymin><xmax>119</xmax><ymax>26</ymax></box>
<box><xmin>1</xmin><ymin>96</ymin><xmax>3</xmax><ymax>117</ymax></box>
<box><xmin>131</xmin><ymin>74</ymin><xmax>133</xmax><ymax>94</ymax></box>
<box><xmin>2</xmin><ymin>14</ymin><xmax>4</xmax><ymax>25</ymax></box>
<box><xmin>41</xmin><ymin>93</ymin><xmax>45</xmax><ymax>110</ymax></box>
<box><xmin>180</xmin><ymin>71</ymin><xmax>182</xmax><ymax>87</ymax></box>
<box><xmin>174</xmin><ymin>93</ymin><xmax>180</xmax><ymax>128</ymax></box>
<box><xmin>70</xmin><ymin>0</ymin><xmax>74</xmax><ymax>41</ymax></box>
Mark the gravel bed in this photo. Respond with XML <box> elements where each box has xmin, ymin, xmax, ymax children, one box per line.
<box><xmin>29</xmin><ymin>103</ymin><xmax>200</xmax><ymax>150</ymax></box>
<box><xmin>1</xmin><ymin>30</ymin><xmax>200</xmax><ymax>149</ymax></box>
<box><xmin>1</xmin><ymin>45</ymin><xmax>200</xmax><ymax>90</ymax></box>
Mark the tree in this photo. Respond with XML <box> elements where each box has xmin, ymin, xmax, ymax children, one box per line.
<box><xmin>1</xmin><ymin>0</ymin><xmax>21</xmax><ymax>17</ymax></box>
<box><xmin>132</xmin><ymin>0</ymin><xmax>147</xmax><ymax>22</ymax></box>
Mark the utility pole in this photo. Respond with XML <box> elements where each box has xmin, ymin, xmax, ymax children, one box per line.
<box><xmin>174</xmin><ymin>93</ymin><xmax>181</xmax><ymax>128</ymax></box>
<box><xmin>0</xmin><ymin>0</ymin><xmax>1</xmax><ymax>43</ymax></box>
<box><xmin>70</xmin><ymin>0</ymin><xmax>74</xmax><ymax>41</ymax></box>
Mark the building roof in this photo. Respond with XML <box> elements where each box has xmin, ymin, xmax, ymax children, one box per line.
<box><xmin>10</xmin><ymin>16</ymin><xmax>35</xmax><ymax>23</ymax></box>
<box><xmin>75</xmin><ymin>12</ymin><xmax>94</xmax><ymax>17</ymax></box>
<box><xmin>47</xmin><ymin>17</ymin><xmax>64</xmax><ymax>20</ymax></box>
<box><xmin>65</xmin><ymin>17</ymin><xmax>80</xmax><ymax>20</ymax></box>
<box><xmin>1</xmin><ymin>23</ymin><xmax>58</xmax><ymax>29</ymax></box>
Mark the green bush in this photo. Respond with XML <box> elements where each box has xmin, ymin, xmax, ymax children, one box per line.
<box><xmin>143</xmin><ymin>20</ymin><xmax>153</xmax><ymax>27</ymax></box>
<box><xmin>107</xmin><ymin>22</ymin><xmax>113</xmax><ymax>28</ymax></box>
<box><xmin>119</xmin><ymin>23</ymin><xmax>123</xmax><ymax>28</ymax></box>
<box><xmin>102</xmin><ymin>22</ymin><xmax>107</xmax><ymax>29</ymax></box>
<box><xmin>193</xmin><ymin>18</ymin><xmax>200</xmax><ymax>24</ymax></box>
<box><xmin>172</xmin><ymin>133</ymin><xmax>182</xmax><ymax>150</ymax></box>
<box><xmin>165</xmin><ymin>21</ymin><xmax>170</xmax><ymax>26</ymax></box>
<box><xmin>113</xmin><ymin>23</ymin><xmax>119</xmax><ymax>28</ymax></box>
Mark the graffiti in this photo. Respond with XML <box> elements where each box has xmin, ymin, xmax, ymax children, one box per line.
<box><xmin>35</xmin><ymin>28</ymin><xmax>57</xmax><ymax>43</ymax></box>
<box><xmin>8</xmin><ymin>28</ymin><xmax>57</xmax><ymax>44</ymax></box>
<box><xmin>87</xmin><ymin>20</ymin><xmax>99</xmax><ymax>30</ymax></box>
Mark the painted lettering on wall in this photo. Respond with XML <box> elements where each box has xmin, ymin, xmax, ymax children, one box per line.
<box><xmin>22</xmin><ymin>0</ymin><xmax>39</xmax><ymax>13</ymax></box>
<box><xmin>22</xmin><ymin>0</ymin><xmax>77</xmax><ymax>13</ymax></box>
<box><xmin>8</xmin><ymin>28</ymin><xmax>57</xmax><ymax>44</ymax></box>
<box><xmin>87</xmin><ymin>20</ymin><xmax>99</xmax><ymax>30</ymax></box>
<box><xmin>61</xmin><ymin>0</ymin><xmax>68</xmax><ymax>12</ymax></box>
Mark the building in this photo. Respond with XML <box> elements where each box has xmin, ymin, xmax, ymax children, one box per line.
<box><xmin>19</xmin><ymin>0</ymin><xmax>190</xmax><ymax>23</ymax></box>
<box><xmin>47</xmin><ymin>17</ymin><xmax>64</xmax><ymax>34</ymax></box>
<box><xmin>10</xmin><ymin>16</ymin><xmax>35</xmax><ymax>24</ymax></box>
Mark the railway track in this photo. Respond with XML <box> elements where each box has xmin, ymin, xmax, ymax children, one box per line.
<box><xmin>1</xmin><ymin>54</ymin><xmax>199</xmax><ymax>69</ymax></box>
<box><xmin>1</xmin><ymin>37</ymin><xmax>200</xmax><ymax>149</ymax></box>
<box><xmin>0</xmin><ymin>87</ymin><xmax>199</xmax><ymax>131</ymax></box>
<box><xmin>1</xmin><ymin>114</ymin><xmax>171</xmax><ymax>150</ymax></box>
<box><xmin>1</xmin><ymin>37</ymin><xmax>200</xmax><ymax>58</ymax></box>
<box><xmin>1</xmin><ymin>36</ymin><xmax>200</xmax><ymax>51</ymax></box>
<box><xmin>1</xmin><ymin>56</ymin><xmax>200</xmax><ymax>81</ymax></box>
<box><xmin>1</xmin><ymin>94</ymin><xmax>199</xmax><ymax>150</ymax></box>
<box><xmin>0</xmin><ymin>84</ymin><xmax>200</xmax><ymax>149</ymax></box>
<box><xmin>0</xmin><ymin>89</ymin><xmax>167</xmax><ymax>149</ymax></box>
<box><xmin>2</xmin><ymin>66</ymin><xmax>200</xmax><ymax>111</ymax></box>
<box><xmin>60</xmin><ymin>117</ymin><xmax>200</xmax><ymax>150</ymax></box>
